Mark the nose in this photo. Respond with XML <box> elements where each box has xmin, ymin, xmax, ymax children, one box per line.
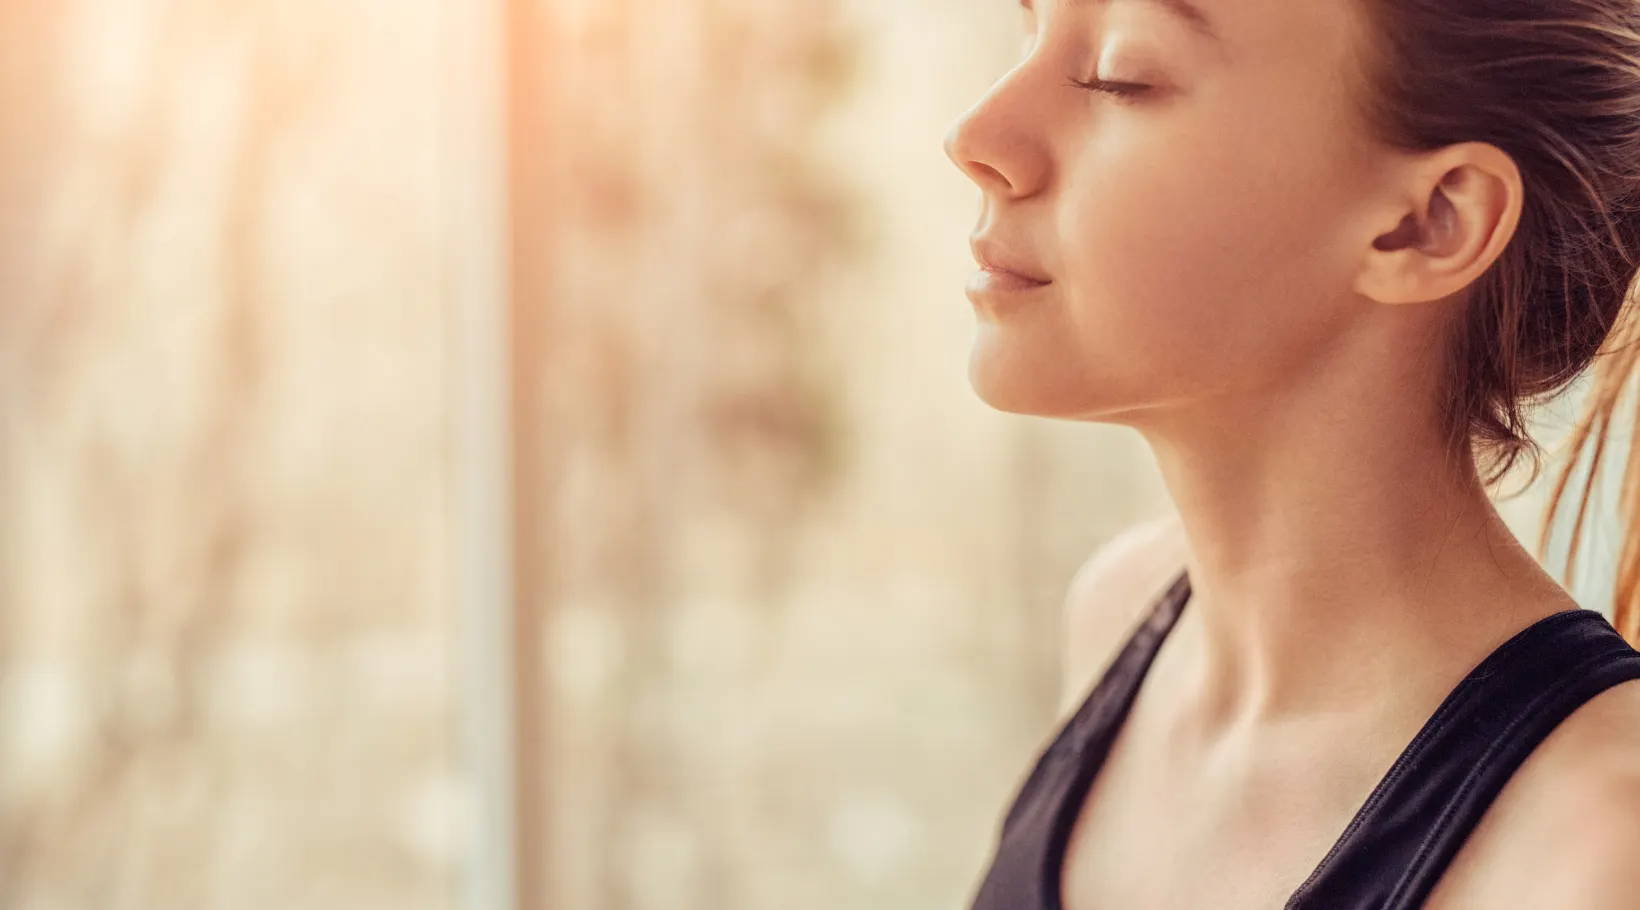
<box><xmin>942</xmin><ymin>67</ymin><xmax>1050</xmax><ymax>200</ymax></box>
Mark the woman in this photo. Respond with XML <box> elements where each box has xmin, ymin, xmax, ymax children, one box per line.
<box><xmin>943</xmin><ymin>0</ymin><xmax>1640</xmax><ymax>907</ymax></box>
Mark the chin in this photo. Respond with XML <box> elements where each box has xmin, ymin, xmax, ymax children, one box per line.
<box><xmin>965</xmin><ymin>341</ymin><xmax>1153</xmax><ymax>425</ymax></box>
<box><xmin>966</xmin><ymin>351</ymin><xmax>1082</xmax><ymax>419</ymax></box>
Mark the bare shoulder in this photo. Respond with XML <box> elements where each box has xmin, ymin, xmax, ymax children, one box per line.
<box><xmin>1424</xmin><ymin>675</ymin><xmax>1640</xmax><ymax>908</ymax></box>
<box><xmin>1054</xmin><ymin>510</ymin><xmax>1190</xmax><ymax>721</ymax></box>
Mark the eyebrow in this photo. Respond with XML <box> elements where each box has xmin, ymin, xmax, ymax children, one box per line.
<box><xmin>1067</xmin><ymin>0</ymin><xmax>1221</xmax><ymax>44</ymax></box>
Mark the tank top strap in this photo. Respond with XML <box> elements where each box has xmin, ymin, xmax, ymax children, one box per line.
<box><xmin>992</xmin><ymin>567</ymin><xmax>1191</xmax><ymax>839</ymax></box>
<box><xmin>1286</xmin><ymin>606</ymin><xmax>1640</xmax><ymax>910</ymax></box>
<box><xmin>1059</xmin><ymin>567</ymin><xmax>1192</xmax><ymax>757</ymax></box>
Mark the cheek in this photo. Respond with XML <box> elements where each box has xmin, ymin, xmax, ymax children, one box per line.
<box><xmin>1054</xmin><ymin>123</ymin><xmax>1352</xmax><ymax>389</ymax></box>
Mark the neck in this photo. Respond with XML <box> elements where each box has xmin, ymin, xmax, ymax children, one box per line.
<box><xmin>1137</xmin><ymin>388</ymin><xmax>1575</xmax><ymax>737</ymax></box>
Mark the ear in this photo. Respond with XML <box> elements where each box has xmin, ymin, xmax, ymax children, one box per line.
<box><xmin>1353</xmin><ymin>141</ymin><xmax>1523</xmax><ymax>306</ymax></box>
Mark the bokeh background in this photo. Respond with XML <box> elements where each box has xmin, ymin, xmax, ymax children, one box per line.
<box><xmin>0</xmin><ymin>1</ymin><xmax>1626</xmax><ymax>908</ymax></box>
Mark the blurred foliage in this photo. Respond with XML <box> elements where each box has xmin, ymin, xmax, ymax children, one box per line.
<box><xmin>0</xmin><ymin>0</ymin><xmax>1178</xmax><ymax>908</ymax></box>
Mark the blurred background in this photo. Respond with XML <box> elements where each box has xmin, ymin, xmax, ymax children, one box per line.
<box><xmin>0</xmin><ymin>1</ymin><xmax>1626</xmax><ymax>908</ymax></box>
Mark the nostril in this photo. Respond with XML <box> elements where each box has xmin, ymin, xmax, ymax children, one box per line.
<box><xmin>944</xmin><ymin>110</ymin><xmax>1035</xmax><ymax>198</ymax></box>
<box><xmin>973</xmin><ymin>161</ymin><xmax>1007</xmax><ymax>185</ymax></box>
<box><xmin>957</xmin><ymin>160</ymin><xmax>1013</xmax><ymax>197</ymax></box>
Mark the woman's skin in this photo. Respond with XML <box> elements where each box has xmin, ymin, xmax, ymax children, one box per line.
<box><xmin>943</xmin><ymin>0</ymin><xmax>1640</xmax><ymax>905</ymax></box>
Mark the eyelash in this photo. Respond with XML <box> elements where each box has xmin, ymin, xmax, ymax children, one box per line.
<box><xmin>1018</xmin><ymin>0</ymin><xmax>1154</xmax><ymax>104</ymax></box>
<box><xmin>1064</xmin><ymin>76</ymin><xmax>1152</xmax><ymax>103</ymax></box>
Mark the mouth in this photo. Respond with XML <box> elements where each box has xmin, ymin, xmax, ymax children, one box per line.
<box><xmin>970</xmin><ymin>267</ymin><xmax>1051</xmax><ymax>291</ymax></box>
<box><xmin>965</xmin><ymin>267</ymin><xmax>1053</xmax><ymax>306</ymax></box>
<box><xmin>969</xmin><ymin>234</ymin><xmax>1053</xmax><ymax>285</ymax></box>
<box><xmin>966</xmin><ymin>232</ymin><xmax>1052</xmax><ymax>309</ymax></box>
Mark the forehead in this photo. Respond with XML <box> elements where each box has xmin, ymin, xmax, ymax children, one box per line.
<box><xmin>1066</xmin><ymin>0</ymin><xmax>1221</xmax><ymax>45</ymax></box>
<box><xmin>1049</xmin><ymin>0</ymin><xmax>1369</xmax><ymax>73</ymax></box>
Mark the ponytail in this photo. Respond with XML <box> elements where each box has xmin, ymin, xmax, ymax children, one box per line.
<box><xmin>1535</xmin><ymin>299</ymin><xmax>1640</xmax><ymax>647</ymax></box>
<box><xmin>1352</xmin><ymin>0</ymin><xmax>1640</xmax><ymax>648</ymax></box>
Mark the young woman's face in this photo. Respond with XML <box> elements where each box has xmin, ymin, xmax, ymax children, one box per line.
<box><xmin>945</xmin><ymin>0</ymin><xmax>1392</xmax><ymax>423</ymax></box>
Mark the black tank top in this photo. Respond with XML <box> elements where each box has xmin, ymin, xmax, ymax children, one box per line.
<box><xmin>965</xmin><ymin>567</ymin><xmax>1640</xmax><ymax>910</ymax></box>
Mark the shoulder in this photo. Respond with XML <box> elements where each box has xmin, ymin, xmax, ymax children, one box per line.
<box><xmin>1558</xmin><ymin>772</ymin><xmax>1640</xmax><ymax>906</ymax></box>
<box><xmin>1426</xmin><ymin>676</ymin><xmax>1640</xmax><ymax>907</ymax></box>
<box><xmin>1522</xmin><ymin>678</ymin><xmax>1640</xmax><ymax>904</ymax></box>
<box><xmin>1055</xmin><ymin>511</ymin><xmax>1189</xmax><ymax>720</ymax></box>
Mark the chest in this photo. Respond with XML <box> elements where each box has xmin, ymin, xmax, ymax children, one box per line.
<box><xmin>1056</xmin><ymin>750</ymin><xmax>1338</xmax><ymax>909</ymax></box>
<box><xmin>1054</xmin><ymin>724</ymin><xmax>1544</xmax><ymax>910</ymax></box>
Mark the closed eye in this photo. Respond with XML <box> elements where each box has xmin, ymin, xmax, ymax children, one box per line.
<box><xmin>1064</xmin><ymin>76</ymin><xmax>1154</xmax><ymax>102</ymax></box>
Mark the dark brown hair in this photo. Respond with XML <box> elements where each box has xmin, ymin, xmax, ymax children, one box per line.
<box><xmin>1348</xmin><ymin>0</ymin><xmax>1640</xmax><ymax>645</ymax></box>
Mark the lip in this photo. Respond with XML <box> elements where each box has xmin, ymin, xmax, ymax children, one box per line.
<box><xmin>966</xmin><ymin>267</ymin><xmax>1053</xmax><ymax>305</ymax></box>
<box><xmin>970</xmin><ymin>233</ymin><xmax>1053</xmax><ymax>284</ymax></box>
<box><xmin>964</xmin><ymin>267</ymin><xmax>1056</xmax><ymax>309</ymax></box>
